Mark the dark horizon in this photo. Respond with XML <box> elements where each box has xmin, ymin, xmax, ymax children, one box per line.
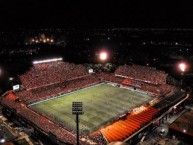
<box><xmin>0</xmin><ymin>2</ymin><xmax>193</xmax><ymax>144</ymax></box>
<box><xmin>1</xmin><ymin>1</ymin><xmax>193</xmax><ymax>29</ymax></box>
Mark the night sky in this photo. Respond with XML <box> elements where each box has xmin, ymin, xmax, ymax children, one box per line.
<box><xmin>1</xmin><ymin>1</ymin><xmax>193</xmax><ymax>28</ymax></box>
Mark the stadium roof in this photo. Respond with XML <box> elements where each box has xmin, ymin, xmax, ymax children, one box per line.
<box><xmin>33</xmin><ymin>58</ymin><xmax>63</xmax><ymax>64</ymax></box>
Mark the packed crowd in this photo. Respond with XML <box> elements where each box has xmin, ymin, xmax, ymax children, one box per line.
<box><xmin>17</xmin><ymin>75</ymin><xmax>100</xmax><ymax>104</ymax></box>
<box><xmin>96</xmin><ymin>72</ymin><xmax>123</xmax><ymax>84</ymax></box>
<box><xmin>1</xmin><ymin>92</ymin><xmax>108</xmax><ymax>145</ymax></box>
<box><xmin>20</xmin><ymin>61</ymin><xmax>88</xmax><ymax>90</ymax></box>
<box><xmin>88</xmin><ymin>132</ymin><xmax>107</xmax><ymax>145</ymax></box>
<box><xmin>115</xmin><ymin>65</ymin><xmax>168</xmax><ymax>85</ymax></box>
<box><xmin>1</xmin><ymin>62</ymin><xmax>179</xmax><ymax>145</ymax></box>
<box><xmin>122</xmin><ymin>79</ymin><xmax>143</xmax><ymax>88</ymax></box>
<box><xmin>1</xmin><ymin>93</ymin><xmax>83</xmax><ymax>145</ymax></box>
<box><xmin>122</xmin><ymin>78</ymin><xmax>176</xmax><ymax>95</ymax></box>
<box><xmin>141</xmin><ymin>83</ymin><xmax>176</xmax><ymax>95</ymax></box>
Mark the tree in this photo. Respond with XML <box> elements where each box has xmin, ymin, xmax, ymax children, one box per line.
<box><xmin>166</xmin><ymin>75</ymin><xmax>180</xmax><ymax>87</ymax></box>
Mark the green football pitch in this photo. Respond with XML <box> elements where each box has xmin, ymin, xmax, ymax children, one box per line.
<box><xmin>30</xmin><ymin>83</ymin><xmax>153</xmax><ymax>134</ymax></box>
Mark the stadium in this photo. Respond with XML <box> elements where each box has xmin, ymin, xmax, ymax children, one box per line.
<box><xmin>0</xmin><ymin>58</ymin><xmax>188</xmax><ymax>145</ymax></box>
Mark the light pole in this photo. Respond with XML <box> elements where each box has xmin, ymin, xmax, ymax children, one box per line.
<box><xmin>72</xmin><ymin>102</ymin><xmax>83</xmax><ymax>145</ymax></box>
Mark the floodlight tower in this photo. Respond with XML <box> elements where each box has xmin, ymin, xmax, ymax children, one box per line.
<box><xmin>179</xmin><ymin>62</ymin><xmax>187</xmax><ymax>87</ymax></box>
<box><xmin>72</xmin><ymin>102</ymin><xmax>83</xmax><ymax>145</ymax></box>
<box><xmin>179</xmin><ymin>63</ymin><xmax>186</xmax><ymax>74</ymax></box>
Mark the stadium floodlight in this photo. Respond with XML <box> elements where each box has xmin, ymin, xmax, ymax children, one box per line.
<box><xmin>99</xmin><ymin>52</ymin><xmax>107</xmax><ymax>61</ymax></box>
<box><xmin>72</xmin><ymin>102</ymin><xmax>83</xmax><ymax>115</ymax></box>
<box><xmin>178</xmin><ymin>62</ymin><xmax>188</xmax><ymax>87</ymax></box>
<box><xmin>72</xmin><ymin>102</ymin><xmax>83</xmax><ymax>145</ymax></box>
<box><xmin>33</xmin><ymin>58</ymin><xmax>63</xmax><ymax>64</ymax></box>
<box><xmin>179</xmin><ymin>63</ymin><xmax>186</xmax><ymax>72</ymax></box>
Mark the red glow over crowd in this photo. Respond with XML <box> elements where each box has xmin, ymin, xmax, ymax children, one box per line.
<box><xmin>115</xmin><ymin>65</ymin><xmax>167</xmax><ymax>85</ymax></box>
<box><xmin>1</xmin><ymin>61</ymin><xmax>178</xmax><ymax>144</ymax></box>
<box><xmin>20</xmin><ymin>61</ymin><xmax>88</xmax><ymax>90</ymax></box>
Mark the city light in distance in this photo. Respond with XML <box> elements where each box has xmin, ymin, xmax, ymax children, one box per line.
<box><xmin>31</xmin><ymin>37</ymin><xmax>54</xmax><ymax>44</ymax></box>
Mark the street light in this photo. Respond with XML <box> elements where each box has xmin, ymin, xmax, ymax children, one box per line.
<box><xmin>72</xmin><ymin>102</ymin><xmax>83</xmax><ymax>145</ymax></box>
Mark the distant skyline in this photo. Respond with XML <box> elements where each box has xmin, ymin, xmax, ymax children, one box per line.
<box><xmin>0</xmin><ymin>1</ymin><xmax>193</xmax><ymax>28</ymax></box>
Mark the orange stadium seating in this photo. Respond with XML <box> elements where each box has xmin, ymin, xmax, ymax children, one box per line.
<box><xmin>100</xmin><ymin>107</ymin><xmax>158</xmax><ymax>142</ymax></box>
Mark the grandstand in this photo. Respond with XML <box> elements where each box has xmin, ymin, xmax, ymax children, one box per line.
<box><xmin>100</xmin><ymin>106</ymin><xmax>158</xmax><ymax>142</ymax></box>
<box><xmin>0</xmin><ymin>59</ymin><xmax>186</xmax><ymax>145</ymax></box>
<box><xmin>115</xmin><ymin>64</ymin><xmax>167</xmax><ymax>85</ymax></box>
<box><xmin>20</xmin><ymin>59</ymin><xmax>88</xmax><ymax>90</ymax></box>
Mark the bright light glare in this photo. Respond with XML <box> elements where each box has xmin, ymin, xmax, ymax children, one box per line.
<box><xmin>0</xmin><ymin>139</ymin><xmax>5</xmax><ymax>143</ymax></box>
<box><xmin>33</xmin><ymin>58</ymin><xmax>63</xmax><ymax>64</ymax></box>
<box><xmin>179</xmin><ymin>63</ymin><xmax>186</xmax><ymax>72</ymax></box>
<box><xmin>100</xmin><ymin>52</ymin><xmax>107</xmax><ymax>60</ymax></box>
<box><xmin>9</xmin><ymin>77</ymin><xmax>13</xmax><ymax>81</ymax></box>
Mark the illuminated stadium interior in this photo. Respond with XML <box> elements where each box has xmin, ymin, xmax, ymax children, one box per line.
<box><xmin>30</xmin><ymin>83</ymin><xmax>153</xmax><ymax>134</ymax></box>
<box><xmin>0</xmin><ymin>58</ymin><xmax>187</xmax><ymax>145</ymax></box>
<box><xmin>1</xmin><ymin>2</ymin><xmax>193</xmax><ymax>144</ymax></box>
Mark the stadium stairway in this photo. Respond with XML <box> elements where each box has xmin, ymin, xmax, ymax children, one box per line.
<box><xmin>100</xmin><ymin>107</ymin><xmax>158</xmax><ymax>143</ymax></box>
